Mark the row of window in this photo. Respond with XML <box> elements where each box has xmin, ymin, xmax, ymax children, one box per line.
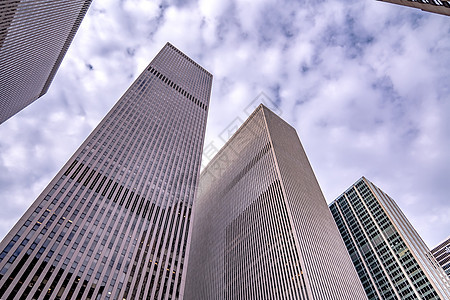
<box><xmin>331</xmin><ymin>180</ymin><xmax>441</xmax><ymax>300</ymax></box>
<box><xmin>147</xmin><ymin>66</ymin><xmax>207</xmax><ymax>111</ymax></box>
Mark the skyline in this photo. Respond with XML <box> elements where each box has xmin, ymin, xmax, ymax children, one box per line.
<box><xmin>0</xmin><ymin>0</ymin><xmax>449</xmax><ymax>251</ymax></box>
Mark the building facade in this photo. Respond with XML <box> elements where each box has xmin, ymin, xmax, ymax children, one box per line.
<box><xmin>184</xmin><ymin>105</ymin><xmax>367</xmax><ymax>299</ymax></box>
<box><xmin>377</xmin><ymin>0</ymin><xmax>450</xmax><ymax>16</ymax></box>
<box><xmin>431</xmin><ymin>237</ymin><xmax>450</xmax><ymax>277</ymax></box>
<box><xmin>0</xmin><ymin>0</ymin><xmax>92</xmax><ymax>124</ymax></box>
<box><xmin>329</xmin><ymin>177</ymin><xmax>450</xmax><ymax>299</ymax></box>
<box><xmin>0</xmin><ymin>42</ymin><xmax>212</xmax><ymax>300</ymax></box>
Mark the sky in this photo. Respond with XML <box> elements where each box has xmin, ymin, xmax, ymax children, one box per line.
<box><xmin>0</xmin><ymin>0</ymin><xmax>449</xmax><ymax>249</ymax></box>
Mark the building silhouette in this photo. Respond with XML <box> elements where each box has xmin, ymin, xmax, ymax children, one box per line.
<box><xmin>0</xmin><ymin>0</ymin><xmax>92</xmax><ymax>124</ymax></box>
<box><xmin>329</xmin><ymin>177</ymin><xmax>450</xmax><ymax>299</ymax></box>
<box><xmin>0</xmin><ymin>42</ymin><xmax>212</xmax><ymax>299</ymax></box>
<box><xmin>184</xmin><ymin>105</ymin><xmax>367</xmax><ymax>299</ymax></box>
<box><xmin>377</xmin><ymin>0</ymin><xmax>450</xmax><ymax>16</ymax></box>
<box><xmin>431</xmin><ymin>237</ymin><xmax>450</xmax><ymax>277</ymax></box>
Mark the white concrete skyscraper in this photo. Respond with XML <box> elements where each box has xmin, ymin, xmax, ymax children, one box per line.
<box><xmin>185</xmin><ymin>105</ymin><xmax>368</xmax><ymax>299</ymax></box>
<box><xmin>0</xmin><ymin>42</ymin><xmax>212</xmax><ymax>299</ymax></box>
<box><xmin>0</xmin><ymin>0</ymin><xmax>92</xmax><ymax>124</ymax></box>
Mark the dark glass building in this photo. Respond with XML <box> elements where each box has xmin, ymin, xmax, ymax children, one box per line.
<box><xmin>0</xmin><ymin>42</ymin><xmax>212</xmax><ymax>299</ymax></box>
<box><xmin>330</xmin><ymin>177</ymin><xmax>450</xmax><ymax>299</ymax></box>
<box><xmin>185</xmin><ymin>105</ymin><xmax>368</xmax><ymax>299</ymax></box>
<box><xmin>0</xmin><ymin>0</ymin><xmax>92</xmax><ymax>124</ymax></box>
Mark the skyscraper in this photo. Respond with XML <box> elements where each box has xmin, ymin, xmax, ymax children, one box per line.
<box><xmin>184</xmin><ymin>105</ymin><xmax>367</xmax><ymax>299</ymax></box>
<box><xmin>431</xmin><ymin>237</ymin><xmax>450</xmax><ymax>277</ymax></box>
<box><xmin>377</xmin><ymin>0</ymin><xmax>450</xmax><ymax>17</ymax></box>
<box><xmin>0</xmin><ymin>42</ymin><xmax>212</xmax><ymax>300</ymax></box>
<box><xmin>329</xmin><ymin>177</ymin><xmax>450</xmax><ymax>299</ymax></box>
<box><xmin>0</xmin><ymin>0</ymin><xmax>92</xmax><ymax>124</ymax></box>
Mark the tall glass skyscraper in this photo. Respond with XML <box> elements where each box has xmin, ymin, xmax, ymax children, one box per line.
<box><xmin>184</xmin><ymin>105</ymin><xmax>367</xmax><ymax>299</ymax></box>
<box><xmin>0</xmin><ymin>0</ymin><xmax>92</xmax><ymax>124</ymax></box>
<box><xmin>330</xmin><ymin>177</ymin><xmax>450</xmax><ymax>299</ymax></box>
<box><xmin>0</xmin><ymin>42</ymin><xmax>212</xmax><ymax>299</ymax></box>
<box><xmin>377</xmin><ymin>0</ymin><xmax>450</xmax><ymax>16</ymax></box>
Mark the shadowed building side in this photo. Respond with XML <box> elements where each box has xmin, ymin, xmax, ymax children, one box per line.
<box><xmin>263</xmin><ymin>107</ymin><xmax>368</xmax><ymax>299</ymax></box>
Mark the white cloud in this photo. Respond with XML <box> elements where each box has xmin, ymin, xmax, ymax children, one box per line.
<box><xmin>0</xmin><ymin>0</ymin><xmax>449</xmax><ymax>250</ymax></box>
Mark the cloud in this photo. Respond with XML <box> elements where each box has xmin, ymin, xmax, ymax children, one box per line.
<box><xmin>0</xmin><ymin>0</ymin><xmax>449</xmax><ymax>250</ymax></box>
